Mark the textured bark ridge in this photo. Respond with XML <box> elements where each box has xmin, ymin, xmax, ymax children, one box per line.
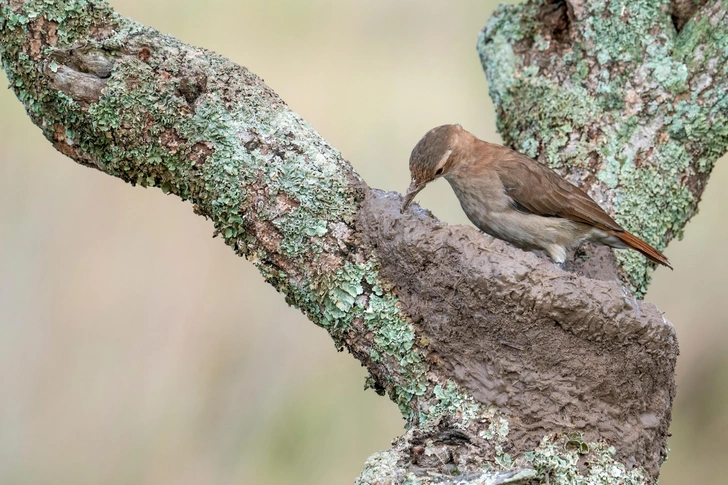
<box><xmin>2</xmin><ymin>0</ymin><xmax>722</xmax><ymax>484</ymax></box>
<box><xmin>478</xmin><ymin>0</ymin><xmax>728</xmax><ymax>297</ymax></box>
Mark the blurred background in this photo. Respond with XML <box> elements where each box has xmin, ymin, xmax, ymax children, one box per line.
<box><xmin>0</xmin><ymin>0</ymin><xmax>726</xmax><ymax>483</ymax></box>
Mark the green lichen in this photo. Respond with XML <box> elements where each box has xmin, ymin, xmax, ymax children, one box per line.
<box><xmin>585</xmin><ymin>0</ymin><xmax>671</xmax><ymax>66</ymax></box>
<box><xmin>0</xmin><ymin>0</ymin><xmax>121</xmax><ymax>120</ymax></box>
<box><xmin>0</xmin><ymin>0</ymin><xmax>430</xmax><ymax>425</ymax></box>
<box><xmin>479</xmin><ymin>9</ymin><xmax>602</xmax><ymax>170</ymax></box>
<box><xmin>597</xmin><ymin>137</ymin><xmax>695</xmax><ymax>293</ymax></box>
<box><xmin>479</xmin><ymin>0</ymin><xmax>728</xmax><ymax>295</ymax></box>
<box><xmin>419</xmin><ymin>380</ymin><xmax>482</xmax><ymax>428</ymax></box>
<box><xmin>274</xmin><ymin>259</ymin><xmax>428</xmax><ymax>418</ymax></box>
<box><xmin>357</xmin><ymin>385</ymin><xmax>653</xmax><ymax>485</ymax></box>
<box><xmin>355</xmin><ymin>450</ymin><xmax>401</xmax><ymax>485</ymax></box>
<box><xmin>526</xmin><ymin>436</ymin><xmax>648</xmax><ymax>485</ymax></box>
<box><xmin>419</xmin><ymin>382</ymin><xmax>522</xmax><ymax>478</ymax></box>
<box><xmin>398</xmin><ymin>469</ymin><xmax>537</xmax><ymax>485</ymax></box>
<box><xmin>364</xmin><ymin>292</ymin><xmax>428</xmax><ymax>418</ymax></box>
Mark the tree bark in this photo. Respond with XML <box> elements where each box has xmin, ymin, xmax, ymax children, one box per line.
<box><xmin>479</xmin><ymin>0</ymin><xmax>728</xmax><ymax>296</ymax></box>
<box><xmin>2</xmin><ymin>0</ymin><xmax>723</xmax><ymax>483</ymax></box>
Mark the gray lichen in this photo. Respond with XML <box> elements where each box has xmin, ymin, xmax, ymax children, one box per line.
<box><xmin>478</xmin><ymin>0</ymin><xmax>728</xmax><ymax>296</ymax></box>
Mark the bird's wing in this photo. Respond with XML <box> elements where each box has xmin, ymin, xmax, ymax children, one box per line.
<box><xmin>494</xmin><ymin>152</ymin><xmax>623</xmax><ymax>232</ymax></box>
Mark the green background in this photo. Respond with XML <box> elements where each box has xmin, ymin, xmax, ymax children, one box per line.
<box><xmin>0</xmin><ymin>1</ymin><xmax>725</xmax><ymax>483</ymax></box>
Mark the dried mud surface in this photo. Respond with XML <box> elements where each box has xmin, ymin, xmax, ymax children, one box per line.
<box><xmin>356</xmin><ymin>189</ymin><xmax>677</xmax><ymax>478</ymax></box>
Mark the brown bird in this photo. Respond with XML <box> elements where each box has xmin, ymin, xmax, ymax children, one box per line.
<box><xmin>401</xmin><ymin>124</ymin><xmax>671</xmax><ymax>269</ymax></box>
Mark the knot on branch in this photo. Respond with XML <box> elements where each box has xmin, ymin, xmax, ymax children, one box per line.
<box><xmin>672</xmin><ymin>0</ymin><xmax>708</xmax><ymax>30</ymax></box>
<box><xmin>538</xmin><ymin>0</ymin><xmax>573</xmax><ymax>43</ymax></box>
<box><xmin>46</xmin><ymin>46</ymin><xmax>114</xmax><ymax>105</ymax></box>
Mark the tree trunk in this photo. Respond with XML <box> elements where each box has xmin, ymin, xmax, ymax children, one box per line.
<box><xmin>2</xmin><ymin>0</ymin><xmax>724</xmax><ymax>483</ymax></box>
<box><xmin>479</xmin><ymin>0</ymin><xmax>728</xmax><ymax>297</ymax></box>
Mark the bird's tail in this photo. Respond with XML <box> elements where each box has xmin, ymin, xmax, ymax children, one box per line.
<box><xmin>609</xmin><ymin>230</ymin><xmax>672</xmax><ymax>269</ymax></box>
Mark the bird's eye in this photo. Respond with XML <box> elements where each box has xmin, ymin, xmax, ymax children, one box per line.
<box><xmin>435</xmin><ymin>168</ymin><xmax>443</xmax><ymax>175</ymax></box>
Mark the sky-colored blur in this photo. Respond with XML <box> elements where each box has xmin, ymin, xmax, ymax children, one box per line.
<box><xmin>0</xmin><ymin>0</ymin><xmax>726</xmax><ymax>483</ymax></box>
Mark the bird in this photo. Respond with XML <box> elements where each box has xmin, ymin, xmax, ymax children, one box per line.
<box><xmin>400</xmin><ymin>124</ymin><xmax>671</xmax><ymax>269</ymax></box>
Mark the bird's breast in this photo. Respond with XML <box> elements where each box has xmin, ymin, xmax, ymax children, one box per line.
<box><xmin>445</xmin><ymin>173</ymin><xmax>588</xmax><ymax>251</ymax></box>
<box><xmin>445</xmin><ymin>171</ymin><xmax>512</xmax><ymax>216</ymax></box>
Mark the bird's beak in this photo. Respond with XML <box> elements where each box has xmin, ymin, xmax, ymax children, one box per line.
<box><xmin>401</xmin><ymin>180</ymin><xmax>425</xmax><ymax>213</ymax></box>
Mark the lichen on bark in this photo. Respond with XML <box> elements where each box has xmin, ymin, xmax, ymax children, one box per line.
<box><xmin>1</xmin><ymin>0</ymin><xmax>714</xmax><ymax>483</ymax></box>
<box><xmin>478</xmin><ymin>0</ymin><xmax>728</xmax><ymax>296</ymax></box>
<box><xmin>0</xmin><ymin>0</ymin><xmax>430</xmax><ymax>421</ymax></box>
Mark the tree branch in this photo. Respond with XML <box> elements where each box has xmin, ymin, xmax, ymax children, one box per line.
<box><xmin>3</xmin><ymin>0</ymin><xmax>715</xmax><ymax>483</ymax></box>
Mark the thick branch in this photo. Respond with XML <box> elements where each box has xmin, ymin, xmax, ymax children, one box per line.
<box><xmin>0</xmin><ymin>0</ymin><xmax>693</xmax><ymax>483</ymax></box>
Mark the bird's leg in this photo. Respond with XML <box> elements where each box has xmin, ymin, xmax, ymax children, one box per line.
<box><xmin>545</xmin><ymin>244</ymin><xmax>567</xmax><ymax>266</ymax></box>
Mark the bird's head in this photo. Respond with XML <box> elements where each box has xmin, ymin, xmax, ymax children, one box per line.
<box><xmin>401</xmin><ymin>124</ymin><xmax>464</xmax><ymax>212</ymax></box>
